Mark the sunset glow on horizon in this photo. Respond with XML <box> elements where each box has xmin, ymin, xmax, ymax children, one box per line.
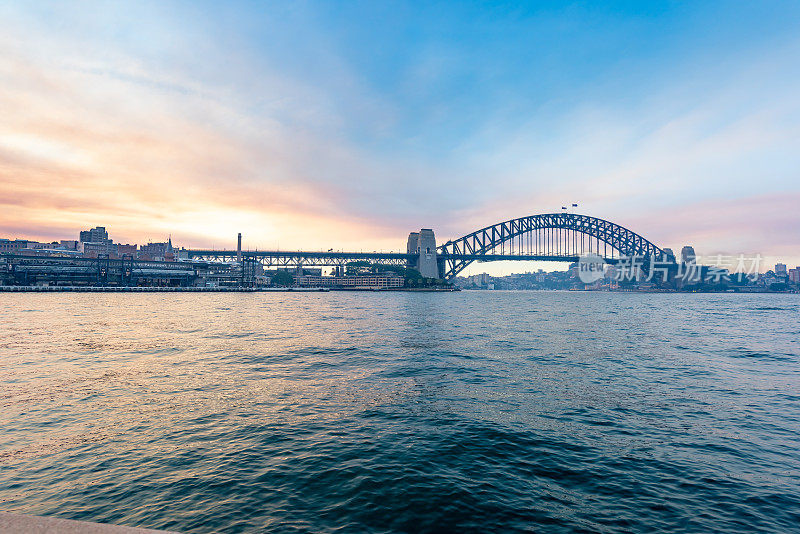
<box><xmin>2</xmin><ymin>1</ymin><xmax>799</xmax><ymax>273</ymax></box>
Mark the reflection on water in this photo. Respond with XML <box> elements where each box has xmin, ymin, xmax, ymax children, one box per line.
<box><xmin>1</xmin><ymin>292</ymin><xmax>800</xmax><ymax>533</ymax></box>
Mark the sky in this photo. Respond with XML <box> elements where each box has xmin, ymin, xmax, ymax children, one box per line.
<box><xmin>1</xmin><ymin>1</ymin><xmax>799</xmax><ymax>274</ymax></box>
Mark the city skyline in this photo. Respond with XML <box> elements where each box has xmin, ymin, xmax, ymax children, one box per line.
<box><xmin>4</xmin><ymin>221</ymin><xmax>798</xmax><ymax>283</ymax></box>
<box><xmin>2</xmin><ymin>1</ymin><xmax>800</xmax><ymax>276</ymax></box>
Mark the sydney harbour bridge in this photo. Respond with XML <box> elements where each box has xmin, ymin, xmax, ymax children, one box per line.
<box><xmin>187</xmin><ymin>213</ymin><xmax>671</xmax><ymax>281</ymax></box>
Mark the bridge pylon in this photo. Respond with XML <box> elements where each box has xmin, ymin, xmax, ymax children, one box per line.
<box><xmin>406</xmin><ymin>229</ymin><xmax>440</xmax><ymax>278</ymax></box>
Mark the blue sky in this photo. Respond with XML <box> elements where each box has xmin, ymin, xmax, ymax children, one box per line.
<box><xmin>1</xmin><ymin>1</ymin><xmax>799</xmax><ymax>273</ymax></box>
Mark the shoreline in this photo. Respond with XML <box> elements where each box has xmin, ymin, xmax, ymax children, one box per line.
<box><xmin>0</xmin><ymin>286</ymin><xmax>458</xmax><ymax>293</ymax></box>
<box><xmin>0</xmin><ymin>286</ymin><xmax>322</xmax><ymax>292</ymax></box>
<box><xmin>1</xmin><ymin>286</ymin><xmax>793</xmax><ymax>294</ymax></box>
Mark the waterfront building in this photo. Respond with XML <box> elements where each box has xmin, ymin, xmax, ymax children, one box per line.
<box><xmin>295</xmin><ymin>273</ymin><xmax>404</xmax><ymax>289</ymax></box>
<box><xmin>0</xmin><ymin>239</ymin><xmax>30</xmax><ymax>252</ymax></box>
<box><xmin>463</xmin><ymin>273</ymin><xmax>492</xmax><ymax>287</ymax></box>
<box><xmin>26</xmin><ymin>241</ymin><xmax>61</xmax><ymax>250</ymax></box>
<box><xmin>789</xmin><ymin>268</ymin><xmax>800</xmax><ymax>283</ymax></box>
<box><xmin>775</xmin><ymin>263</ymin><xmax>787</xmax><ymax>275</ymax></box>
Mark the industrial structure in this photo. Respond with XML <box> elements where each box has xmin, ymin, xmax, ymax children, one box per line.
<box><xmin>0</xmin><ymin>254</ymin><xmax>258</xmax><ymax>288</ymax></box>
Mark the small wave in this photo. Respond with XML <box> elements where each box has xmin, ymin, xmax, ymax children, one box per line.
<box><xmin>726</xmin><ymin>350</ymin><xmax>794</xmax><ymax>362</ymax></box>
<box><xmin>0</xmin><ymin>432</ymin><xmax>110</xmax><ymax>464</ymax></box>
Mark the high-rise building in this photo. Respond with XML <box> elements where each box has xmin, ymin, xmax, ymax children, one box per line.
<box><xmin>79</xmin><ymin>226</ymin><xmax>109</xmax><ymax>243</ymax></box>
<box><xmin>775</xmin><ymin>263</ymin><xmax>787</xmax><ymax>275</ymax></box>
<box><xmin>78</xmin><ymin>226</ymin><xmax>115</xmax><ymax>255</ymax></box>
<box><xmin>789</xmin><ymin>268</ymin><xmax>800</xmax><ymax>283</ymax></box>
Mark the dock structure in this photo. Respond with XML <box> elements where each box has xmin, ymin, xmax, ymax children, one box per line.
<box><xmin>0</xmin><ymin>254</ymin><xmax>258</xmax><ymax>288</ymax></box>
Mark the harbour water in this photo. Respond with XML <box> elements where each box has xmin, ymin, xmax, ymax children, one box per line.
<box><xmin>1</xmin><ymin>292</ymin><xmax>799</xmax><ymax>533</ymax></box>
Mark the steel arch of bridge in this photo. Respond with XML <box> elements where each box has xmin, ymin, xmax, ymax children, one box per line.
<box><xmin>438</xmin><ymin>213</ymin><xmax>665</xmax><ymax>280</ymax></box>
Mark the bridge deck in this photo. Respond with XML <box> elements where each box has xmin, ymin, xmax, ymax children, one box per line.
<box><xmin>188</xmin><ymin>250</ymin><xmax>412</xmax><ymax>260</ymax></box>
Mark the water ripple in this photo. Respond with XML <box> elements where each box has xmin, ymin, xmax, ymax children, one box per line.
<box><xmin>1</xmin><ymin>292</ymin><xmax>799</xmax><ymax>533</ymax></box>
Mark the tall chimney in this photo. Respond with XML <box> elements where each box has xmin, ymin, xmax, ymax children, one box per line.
<box><xmin>237</xmin><ymin>233</ymin><xmax>242</xmax><ymax>262</ymax></box>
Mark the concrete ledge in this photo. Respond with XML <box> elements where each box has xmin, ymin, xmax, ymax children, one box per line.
<box><xmin>0</xmin><ymin>512</ymin><xmax>176</xmax><ymax>533</ymax></box>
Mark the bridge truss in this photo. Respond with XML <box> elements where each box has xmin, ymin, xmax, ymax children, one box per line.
<box><xmin>438</xmin><ymin>213</ymin><xmax>666</xmax><ymax>279</ymax></box>
<box><xmin>185</xmin><ymin>213</ymin><xmax>666</xmax><ymax>281</ymax></box>
<box><xmin>186</xmin><ymin>250</ymin><xmax>412</xmax><ymax>270</ymax></box>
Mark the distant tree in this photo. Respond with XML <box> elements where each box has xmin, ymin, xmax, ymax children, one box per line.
<box><xmin>769</xmin><ymin>282</ymin><xmax>789</xmax><ymax>292</ymax></box>
<box><xmin>345</xmin><ymin>261</ymin><xmax>373</xmax><ymax>275</ymax></box>
<box><xmin>377</xmin><ymin>264</ymin><xmax>407</xmax><ymax>276</ymax></box>
<box><xmin>726</xmin><ymin>273</ymin><xmax>750</xmax><ymax>286</ymax></box>
<box><xmin>271</xmin><ymin>271</ymin><xmax>295</xmax><ymax>287</ymax></box>
<box><xmin>404</xmin><ymin>268</ymin><xmax>423</xmax><ymax>287</ymax></box>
